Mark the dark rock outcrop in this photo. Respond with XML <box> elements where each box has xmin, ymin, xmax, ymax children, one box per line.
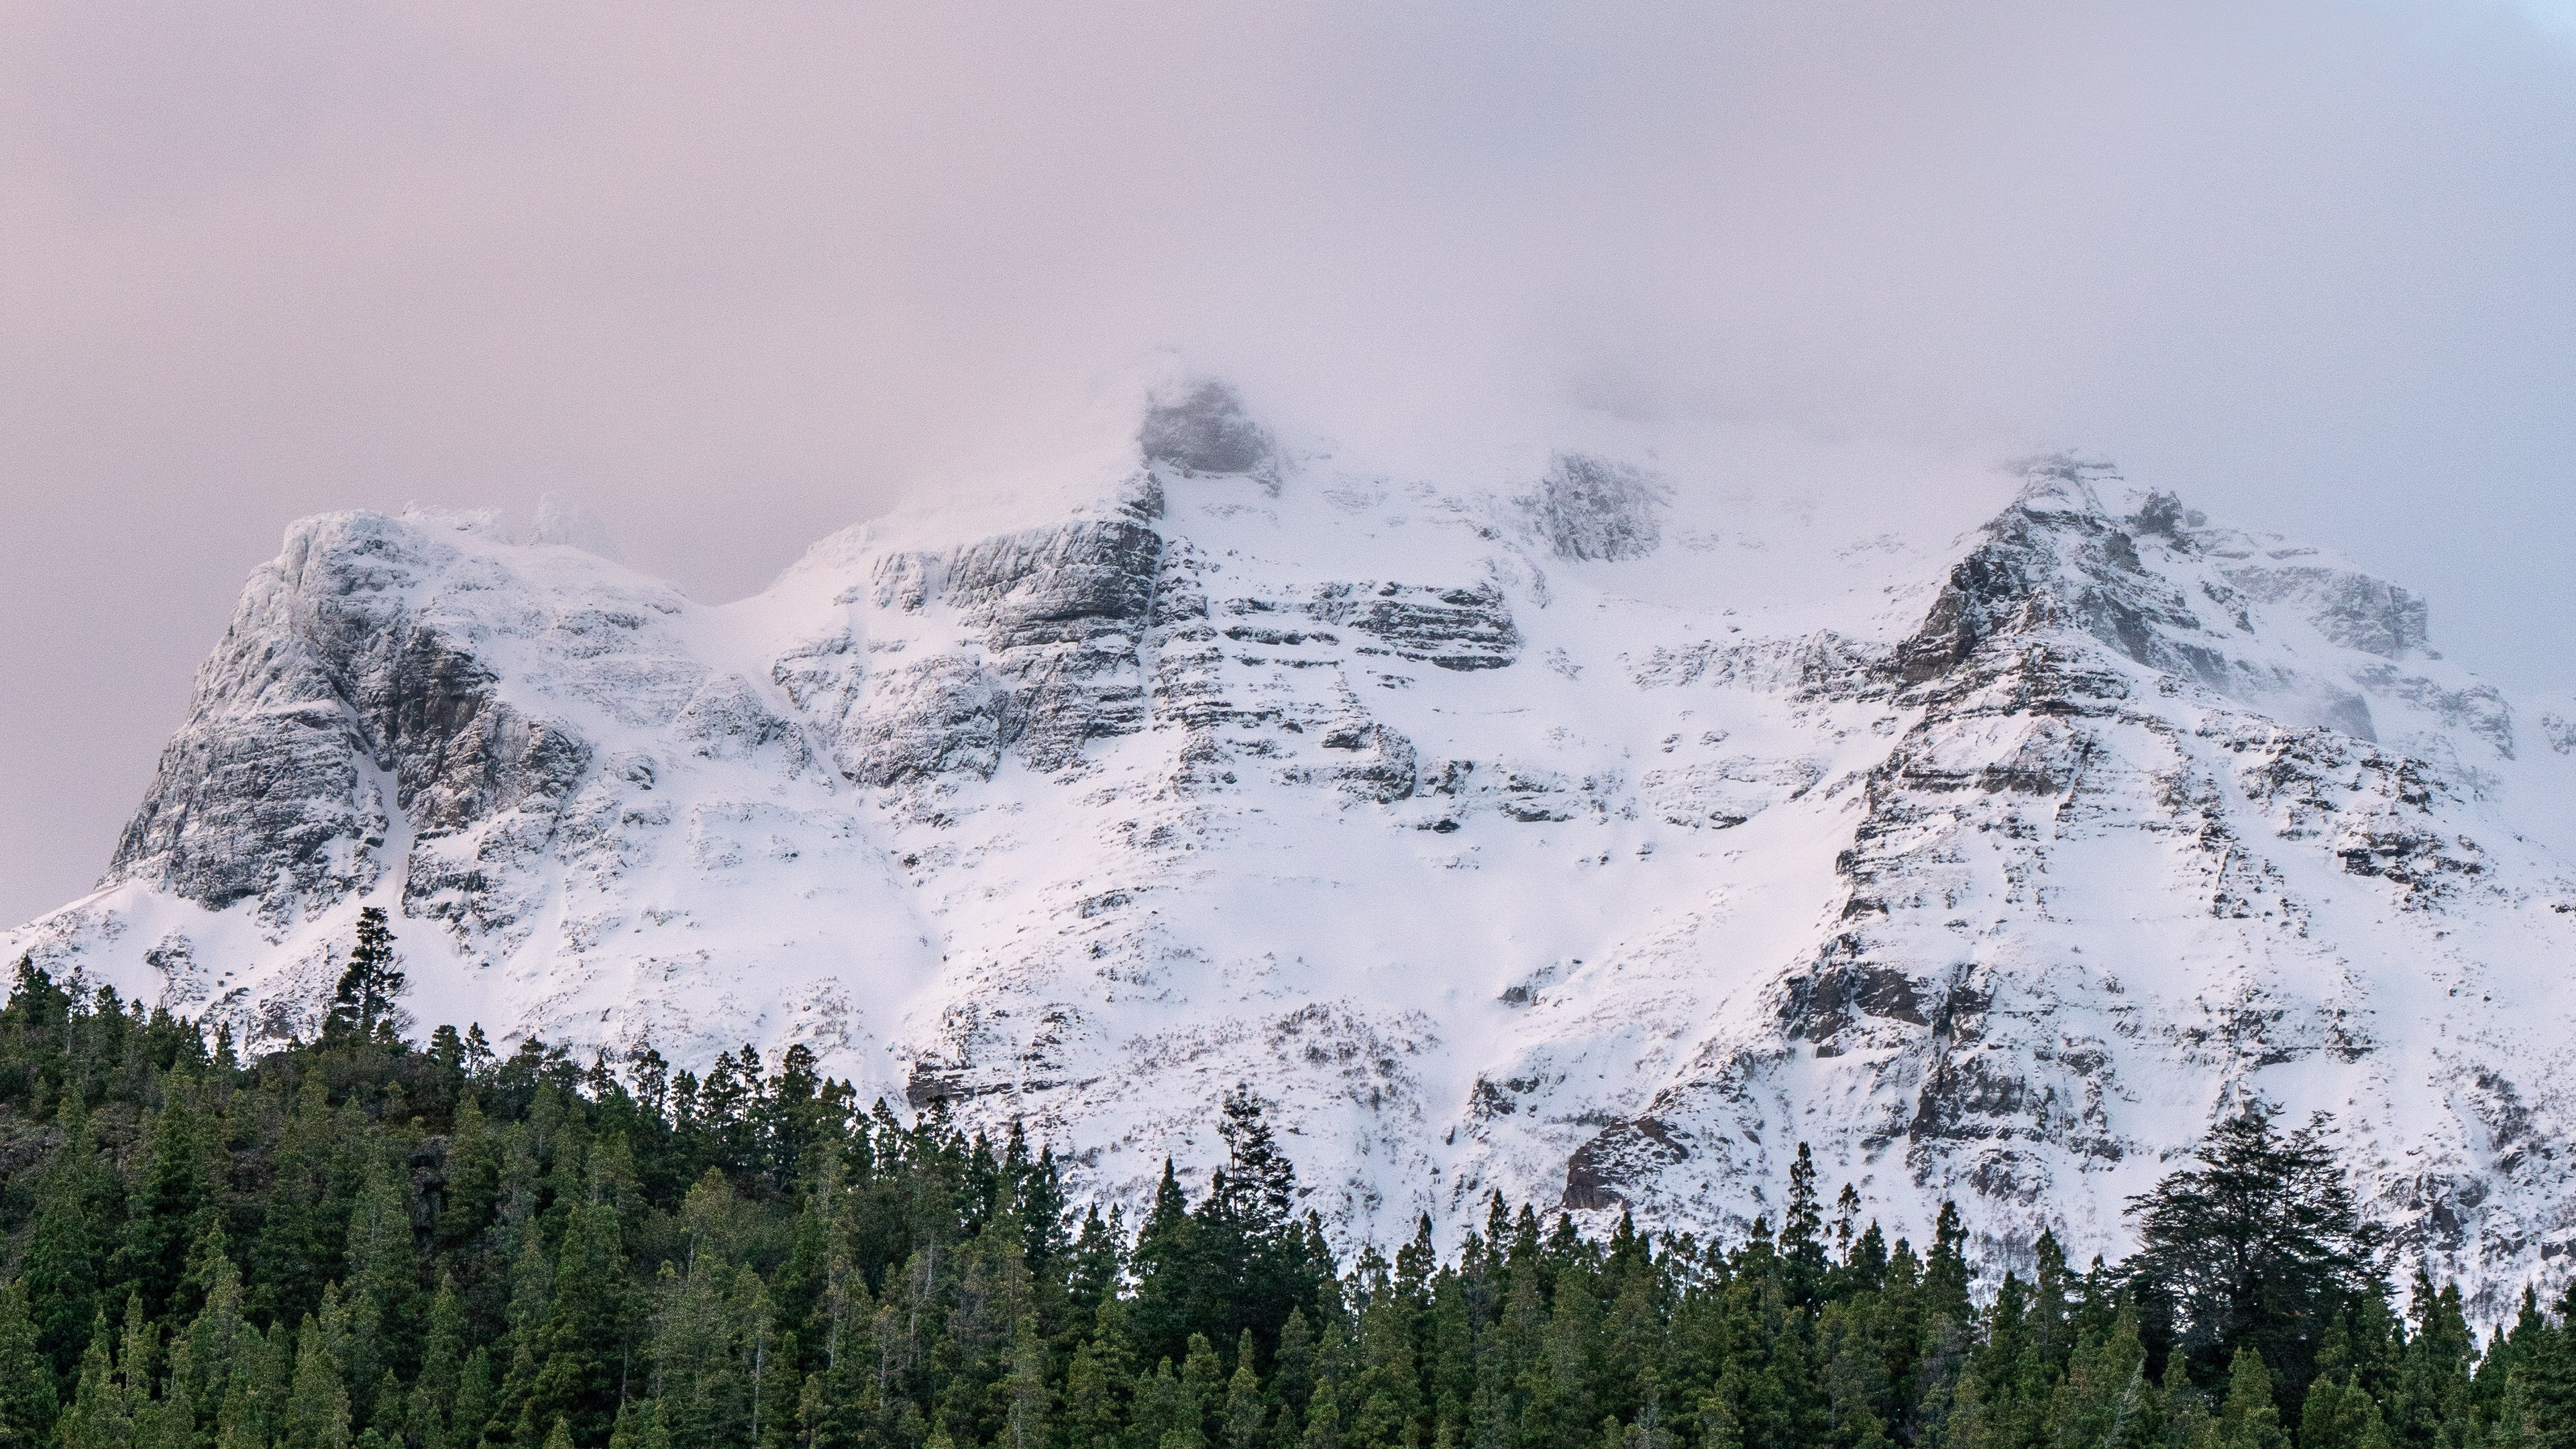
<box><xmin>1309</xmin><ymin>582</ymin><xmax>1521</xmax><ymax>671</ymax></box>
<box><xmin>1523</xmin><ymin>452</ymin><xmax>1670</xmax><ymax>562</ymax></box>
<box><xmin>109</xmin><ymin>514</ymin><xmax>600</xmax><ymax>923</ymax></box>
<box><xmin>858</xmin><ymin>520</ymin><xmax>1165</xmax><ymax>780</ymax></box>
<box><xmin>1140</xmin><ymin>382</ymin><xmax>1272</xmax><ymax>476</ymax></box>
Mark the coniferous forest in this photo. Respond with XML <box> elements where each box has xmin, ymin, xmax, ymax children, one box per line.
<box><xmin>3</xmin><ymin>941</ymin><xmax>2576</xmax><ymax>1449</ymax></box>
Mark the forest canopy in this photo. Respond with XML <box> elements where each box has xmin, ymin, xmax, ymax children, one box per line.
<box><xmin>1</xmin><ymin>957</ymin><xmax>2573</xmax><ymax>1449</ymax></box>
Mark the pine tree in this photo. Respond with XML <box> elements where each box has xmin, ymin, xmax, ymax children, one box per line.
<box><xmin>342</xmin><ymin>1159</ymin><xmax>422</xmax><ymax>1411</ymax></box>
<box><xmin>2384</xmin><ymin>1275</ymin><xmax>2475</xmax><ymax>1449</ymax></box>
<box><xmin>1923</xmin><ymin>1201</ymin><xmax>1974</xmax><ymax>1331</ymax></box>
<box><xmin>2298</xmin><ymin>1371</ymin><xmax>2388</xmax><ymax>1449</ymax></box>
<box><xmin>1777</xmin><ymin>1144</ymin><xmax>1827</xmax><ymax>1309</ymax></box>
<box><xmin>451</xmin><ymin>1351</ymin><xmax>497</xmax><ymax>1449</ymax></box>
<box><xmin>1302</xmin><ymin>1379</ymin><xmax>1340</xmax><ymax>1449</ymax></box>
<box><xmin>2210</xmin><ymin>1347</ymin><xmax>2288</xmax><ymax>1449</ymax></box>
<box><xmin>435</xmin><ymin>1100</ymin><xmax>500</xmax><ymax>1252</ymax></box>
<box><xmin>1060</xmin><ymin>1338</ymin><xmax>1126</xmax><ymax>1449</ymax></box>
<box><xmin>1215</xmin><ymin>1087</ymin><xmax>1296</xmax><ymax>1237</ymax></box>
<box><xmin>1132</xmin><ymin>1160</ymin><xmax>1207</xmax><ymax>1371</ymax></box>
<box><xmin>1226</xmin><ymin>1342</ymin><xmax>1266</xmax><ymax>1449</ymax></box>
<box><xmin>407</xmin><ymin>1277</ymin><xmax>467</xmax><ymax>1449</ymax></box>
<box><xmin>2040</xmin><ymin>1301</ymin><xmax>2157</xmax><ymax>1449</ymax></box>
<box><xmin>174</xmin><ymin>1236</ymin><xmax>251</xmax><ymax>1448</ymax></box>
<box><xmin>2502</xmin><ymin>1286</ymin><xmax>2576</xmax><ymax>1448</ymax></box>
<box><xmin>488</xmin><ymin>1216</ymin><xmax>557</xmax><ymax>1442</ymax></box>
<box><xmin>516</xmin><ymin>1203</ymin><xmax>629</xmax><ymax>1448</ymax></box>
<box><xmin>325</xmin><ymin>908</ymin><xmax>408</xmax><ymax>1044</ymax></box>
<box><xmin>25</xmin><ymin>1099</ymin><xmax>111</xmax><ymax>1377</ymax></box>
<box><xmin>54</xmin><ymin>1313</ymin><xmax>129</xmax><ymax>1449</ymax></box>
<box><xmin>1002</xmin><ymin>1314</ymin><xmax>1051</xmax><ymax>1449</ymax></box>
<box><xmin>250</xmin><ymin>1076</ymin><xmax>342</xmax><ymax>1330</ymax></box>
<box><xmin>0</xmin><ymin>1279</ymin><xmax>60</xmax><ymax>1449</ymax></box>
<box><xmin>115</xmin><ymin>1074</ymin><xmax>218</xmax><ymax>1320</ymax></box>
<box><xmin>215</xmin><ymin>1320</ymin><xmax>293</xmax><ymax>1449</ymax></box>
<box><xmin>2126</xmin><ymin>1107</ymin><xmax>2387</xmax><ymax>1405</ymax></box>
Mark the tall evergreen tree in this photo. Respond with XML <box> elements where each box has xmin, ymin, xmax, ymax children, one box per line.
<box><xmin>284</xmin><ymin>1309</ymin><xmax>355</xmax><ymax>1444</ymax></box>
<box><xmin>25</xmin><ymin>1099</ymin><xmax>111</xmax><ymax>1377</ymax></box>
<box><xmin>53</xmin><ymin>1313</ymin><xmax>129</xmax><ymax>1449</ymax></box>
<box><xmin>0</xmin><ymin>1279</ymin><xmax>60</xmax><ymax>1449</ymax></box>
<box><xmin>325</xmin><ymin>908</ymin><xmax>408</xmax><ymax>1044</ymax></box>
<box><xmin>2209</xmin><ymin>1346</ymin><xmax>2289</xmax><ymax>1449</ymax></box>
<box><xmin>2126</xmin><ymin>1107</ymin><xmax>2388</xmax><ymax>1406</ymax></box>
<box><xmin>343</xmin><ymin>1159</ymin><xmax>423</xmax><ymax>1409</ymax></box>
<box><xmin>114</xmin><ymin>1074</ymin><xmax>217</xmax><ymax>1320</ymax></box>
<box><xmin>516</xmin><ymin>1203</ymin><xmax>629</xmax><ymax>1448</ymax></box>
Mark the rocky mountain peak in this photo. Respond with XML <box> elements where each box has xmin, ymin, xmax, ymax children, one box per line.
<box><xmin>1140</xmin><ymin>380</ymin><xmax>1273</xmax><ymax>477</ymax></box>
<box><xmin>15</xmin><ymin>418</ymin><xmax>2576</xmax><ymax>1313</ymax></box>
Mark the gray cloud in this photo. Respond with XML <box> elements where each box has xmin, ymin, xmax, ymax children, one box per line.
<box><xmin>5</xmin><ymin>0</ymin><xmax>2575</xmax><ymax>922</ymax></box>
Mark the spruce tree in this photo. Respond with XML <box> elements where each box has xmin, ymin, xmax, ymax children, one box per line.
<box><xmin>25</xmin><ymin>1099</ymin><xmax>110</xmax><ymax>1377</ymax></box>
<box><xmin>53</xmin><ymin>1313</ymin><xmax>128</xmax><ymax>1449</ymax></box>
<box><xmin>2500</xmin><ymin>1286</ymin><xmax>2576</xmax><ymax>1448</ymax></box>
<box><xmin>250</xmin><ymin>1076</ymin><xmax>341</xmax><ymax>1330</ymax></box>
<box><xmin>342</xmin><ymin>1159</ymin><xmax>422</xmax><ymax>1403</ymax></box>
<box><xmin>2210</xmin><ymin>1346</ymin><xmax>2289</xmax><ymax>1449</ymax></box>
<box><xmin>407</xmin><ymin>1277</ymin><xmax>467</xmax><ymax>1449</ymax></box>
<box><xmin>1226</xmin><ymin>1342</ymin><xmax>1266</xmax><ymax>1449</ymax></box>
<box><xmin>451</xmin><ymin>1351</ymin><xmax>498</xmax><ymax>1449</ymax></box>
<box><xmin>176</xmin><ymin>1237</ymin><xmax>251</xmax><ymax>1446</ymax></box>
<box><xmin>115</xmin><ymin>1074</ymin><xmax>217</xmax><ymax>1320</ymax></box>
<box><xmin>2126</xmin><ymin>1107</ymin><xmax>2387</xmax><ymax>1405</ymax></box>
<box><xmin>516</xmin><ymin>1203</ymin><xmax>629</xmax><ymax>1447</ymax></box>
<box><xmin>1060</xmin><ymin>1338</ymin><xmax>1124</xmax><ymax>1449</ymax></box>
<box><xmin>282</xmin><ymin>1315</ymin><xmax>352</xmax><ymax>1449</ymax></box>
<box><xmin>1301</xmin><ymin>1379</ymin><xmax>1340</xmax><ymax>1449</ymax></box>
<box><xmin>325</xmin><ymin>908</ymin><xmax>407</xmax><ymax>1044</ymax></box>
<box><xmin>0</xmin><ymin>1279</ymin><xmax>60</xmax><ymax>1449</ymax></box>
<box><xmin>216</xmin><ymin>1320</ymin><xmax>294</xmax><ymax>1449</ymax></box>
<box><xmin>2384</xmin><ymin>1275</ymin><xmax>2475</xmax><ymax>1449</ymax></box>
<box><xmin>1776</xmin><ymin>1145</ymin><xmax>1827</xmax><ymax>1309</ymax></box>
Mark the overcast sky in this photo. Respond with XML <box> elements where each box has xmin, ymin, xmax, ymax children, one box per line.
<box><xmin>5</xmin><ymin>1</ymin><xmax>2575</xmax><ymax>926</ymax></box>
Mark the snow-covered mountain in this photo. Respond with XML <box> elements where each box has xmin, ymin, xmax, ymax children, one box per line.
<box><xmin>15</xmin><ymin>380</ymin><xmax>2576</xmax><ymax>1311</ymax></box>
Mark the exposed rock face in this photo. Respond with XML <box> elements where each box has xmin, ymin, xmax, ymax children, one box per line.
<box><xmin>851</xmin><ymin>520</ymin><xmax>1165</xmax><ymax>781</ymax></box>
<box><xmin>17</xmin><ymin>413</ymin><xmax>2576</xmax><ymax>1314</ymax></box>
<box><xmin>1896</xmin><ymin>462</ymin><xmax>2221</xmax><ymax>690</ymax></box>
<box><xmin>2219</xmin><ymin>560</ymin><xmax>2429</xmax><ymax>659</ymax></box>
<box><xmin>1140</xmin><ymin>382</ymin><xmax>1271</xmax><ymax>476</ymax></box>
<box><xmin>42</xmin><ymin>506</ymin><xmax>934</xmax><ymax>1067</ymax></box>
<box><xmin>1529</xmin><ymin>464</ymin><xmax>2573</xmax><ymax>1311</ymax></box>
<box><xmin>1523</xmin><ymin>452</ymin><xmax>1670</xmax><ymax>561</ymax></box>
<box><xmin>1307</xmin><ymin>582</ymin><xmax>1522</xmax><ymax>671</ymax></box>
<box><xmin>108</xmin><ymin>515</ymin><xmax>601</xmax><ymax>922</ymax></box>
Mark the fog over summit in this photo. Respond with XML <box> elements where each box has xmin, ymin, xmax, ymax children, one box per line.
<box><xmin>6</xmin><ymin>3</ymin><xmax>2576</xmax><ymax>929</ymax></box>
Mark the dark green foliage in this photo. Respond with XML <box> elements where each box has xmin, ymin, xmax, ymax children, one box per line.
<box><xmin>21</xmin><ymin>1100</ymin><xmax>109</xmax><ymax>1377</ymax></box>
<box><xmin>0</xmin><ymin>1277</ymin><xmax>58</xmax><ymax>1449</ymax></box>
<box><xmin>326</xmin><ymin>908</ymin><xmax>408</xmax><ymax>1046</ymax></box>
<box><xmin>2124</xmin><ymin>1105</ymin><xmax>2390</xmax><ymax>1411</ymax></box>
<box><xmin>3</xmin><ymin>957</ymin><xmax>2568</xmax><ymax>1449</ymax></box>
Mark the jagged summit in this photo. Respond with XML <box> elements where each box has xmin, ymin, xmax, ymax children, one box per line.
<box><xmin>13</xmin><ymin>390</ymin><xmax>2576</xmax><ymax>1312</ymax></box>
<box><xmin>1140</xmin><ymin>380</ymin><xmax>1273</xmax><ymax>478</ymax></box>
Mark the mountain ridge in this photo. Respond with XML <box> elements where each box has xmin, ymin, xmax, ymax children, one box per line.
<box><xmin>13</xmin><ymin>384</ymin><xmax>2575</xmax><ymax>1313</ymax></box>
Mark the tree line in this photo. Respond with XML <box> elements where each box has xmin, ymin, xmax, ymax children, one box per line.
<box><xmin>1</xmin><ymin>946</ymin><xmax>2573</xmax><ymax>1449</ymax></box>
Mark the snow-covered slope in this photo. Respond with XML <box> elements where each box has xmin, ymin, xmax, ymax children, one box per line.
<box><xmin>14</xmin><ymin>383</ymin><xmax>2576</xmax><ymax>1312</ymax></box>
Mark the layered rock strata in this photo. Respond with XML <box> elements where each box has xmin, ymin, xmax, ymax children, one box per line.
<box><xmin>15</xmin><ymin>390</ymin><xmax>2576</xmax><ymax>1315</ymax></box>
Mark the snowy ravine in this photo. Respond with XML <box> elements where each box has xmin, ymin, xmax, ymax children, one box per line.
<box><xmin>14</xmin><ymin>382</ymin><xmax>2576</xmax><ymax>1313</ymax></box>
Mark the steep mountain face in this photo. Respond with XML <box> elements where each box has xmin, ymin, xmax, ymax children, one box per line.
<box><xmin>15</xmin><ymin>386</ymin><xmax>2576</xmax><ymax>1312</ymax></box>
